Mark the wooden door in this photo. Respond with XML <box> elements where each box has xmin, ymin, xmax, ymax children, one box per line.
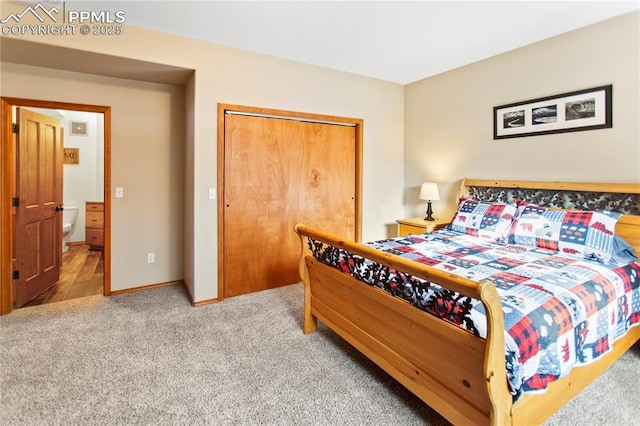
<box><xmin>13</xmin><ymin>108</ymin><xmax>63</xmax><ymax>307</ymax></box>
<box><xmin>223</xmin><ymin>113</ymin><xmax>356</xmax><ymax>298</ymax></box>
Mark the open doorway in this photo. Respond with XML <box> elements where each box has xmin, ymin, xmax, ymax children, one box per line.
<box><xmin>19</xmin><ymin>107</ymin><xmax>105</xmax><ymax>307</ymax></box>
<box><xmin>0</xmin><ymin>97</ymin><xmax>112</xmax><ymax>314</ymax></box>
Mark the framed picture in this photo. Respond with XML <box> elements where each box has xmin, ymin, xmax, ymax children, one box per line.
<box><xmin>63</xmin><ymin>148</ymin><xmax>79</xmax><ymax>165</ymax></box>
<box><xmin>69</xmin><ymin>121</ymin><xmax>88</xmax><ymax>136</ymax></box>
<box><xmin>493</xmin><ymin>85</ymin><xmax>612</xmax><ymax>139</ymax></box>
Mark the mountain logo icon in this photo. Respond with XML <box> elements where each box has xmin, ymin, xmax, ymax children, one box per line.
<box><xmin>1</xmin><ymin>3</ymin><xmax>59</xmax><ymax>24</ymax></box>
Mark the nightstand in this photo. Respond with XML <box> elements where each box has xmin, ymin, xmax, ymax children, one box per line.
<box><xmin>396</xmin><ymin>217</ymin><xmax>449</xmax><ymax>237</ymax></box>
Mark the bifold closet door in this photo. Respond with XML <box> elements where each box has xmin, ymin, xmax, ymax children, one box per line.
<box><xmin>223</xmin><ymin>114</ymin><xmax>356</xmax><ymax>297</ymax></box>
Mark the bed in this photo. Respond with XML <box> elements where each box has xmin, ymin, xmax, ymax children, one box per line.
<box><xmin>294</xmin><ymin>178</ymin><xmax>640</xmax><ymax>425</ymax></box>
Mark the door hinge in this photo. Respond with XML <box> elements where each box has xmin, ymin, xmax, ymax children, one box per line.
<box><xmin>13</xmin><ymin>270</ymin><xmax>19</xmax><ymax>280</ymax></box>
<box><xmin>12</xmin><ymin>123</ymin><xmax>18</xmax><ymax>133</ymax></box>
<box><xmin>12</xmin><ymin>197</ymin><xmax>19</xmax><ymax>207</ymax></box>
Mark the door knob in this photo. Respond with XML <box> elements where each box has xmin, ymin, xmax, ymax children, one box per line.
<box><xmin>55</xmin><ymin>206</ymin><xmax>64</xmax><ymax>212</ymax></box>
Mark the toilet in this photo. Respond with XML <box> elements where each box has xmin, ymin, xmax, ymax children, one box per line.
<box><xmin>61</xmin><ymin>206</ymin><xmax>78</xmax><ymax>253</ymax></box>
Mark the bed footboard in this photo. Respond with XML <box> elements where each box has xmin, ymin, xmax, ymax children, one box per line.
<box><xmin>294</xmin><ymin>224</ymin><xmax>513</xmax><ymax>425</ymax></box>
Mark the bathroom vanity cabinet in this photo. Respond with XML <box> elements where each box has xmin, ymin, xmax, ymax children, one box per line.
<box><xmin>85</xmin><ymin>202</ymin><xmax>104</xmax><ymax>250</ymax></box>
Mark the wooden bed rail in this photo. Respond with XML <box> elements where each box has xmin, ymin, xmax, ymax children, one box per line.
<box><xmin>294</xmin><ymin>223</ymin><xmax>512</xmax><ymax>425</ymax></box>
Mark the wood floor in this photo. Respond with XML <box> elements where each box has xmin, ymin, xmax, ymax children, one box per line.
<box><xmin>23</xmin><ymin>244</ymin><xmax>103</xmax><ymax>308</ymax></box>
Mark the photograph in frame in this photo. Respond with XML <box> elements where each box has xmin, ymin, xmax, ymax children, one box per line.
<box><xmin>493</xmin><ymin>85</ymin><xmax>612</xmax><ymax>139</ymax></box>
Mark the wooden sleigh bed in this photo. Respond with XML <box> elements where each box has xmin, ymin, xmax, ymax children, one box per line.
<box><xmin>294</xmin><ymin>178</ymin><xmax>640</xmax><ymax>425</ymax></box>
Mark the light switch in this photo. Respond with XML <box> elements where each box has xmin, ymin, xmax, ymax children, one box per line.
<box><xmin>208</xmin><ymin>188</ymin><xmax>216</xmax><ymax>200</ymax></box>
<box><xmin>115</xmin><ymin>187</ymin><xmax>124</xmax><ymax>198</ymax></box>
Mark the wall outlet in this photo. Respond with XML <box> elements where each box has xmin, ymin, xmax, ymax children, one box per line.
<box><xmin>147</xmin><ymin>252</ymin><xmax>155</xmax><ymax>264</ymax></box>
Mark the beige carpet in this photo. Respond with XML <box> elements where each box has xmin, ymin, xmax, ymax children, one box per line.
<box><xmin>1</xmin><ymin>283</ymin><xmax>638</xmax><ymax>425</ymax></box>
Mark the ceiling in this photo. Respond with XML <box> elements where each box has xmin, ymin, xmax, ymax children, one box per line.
<box><xmin>70</xmin><ymin>1</ymin><xmax>639</xmax><ymax>84</ymax></box>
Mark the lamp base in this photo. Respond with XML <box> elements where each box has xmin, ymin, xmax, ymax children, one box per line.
<box><xmin>424</xmin><ymin>201</ymin><xmax>435</xmax><ymax>221</ymax></box>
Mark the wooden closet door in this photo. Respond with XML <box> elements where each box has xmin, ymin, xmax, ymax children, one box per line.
<box><xmin>223</xmin><ymin>114</ymin><xmax>355</xmax><ymax>297</ymax></box>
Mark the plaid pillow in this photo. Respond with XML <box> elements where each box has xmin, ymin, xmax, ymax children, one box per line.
<box><xmin>559</xmin><ymin>210</ymin><xmax>622</xmax><ymax>263</ymax></box>
<box><xmin>509</xmin><ymin>202</ymin><xmax>565</xmax><ymax>250</ymax></box>
<box><xmin>448</xmin><ymin>199</ymin><xmax>516</xmax><ymax>242</ymax></box>
<box><xmin>509</xmin><ymin>202</ymin><xmax>623</xmax><ymax>263</ymax></box>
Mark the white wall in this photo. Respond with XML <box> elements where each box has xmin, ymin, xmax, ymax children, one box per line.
<box><xmin>62</xmin><ymin>111</ymin><xmax>103</xmax><ymax>243</ymax></box>
<box><xmin>404</xmin><ymin>12</ymin><xmax>640</xmax><ymax>221</ymax></box>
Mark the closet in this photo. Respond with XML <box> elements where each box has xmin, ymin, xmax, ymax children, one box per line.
<box><xmin>220</xmin><ymin>105</ymin><xmax>362</xmax><ymax>298</ymax></box>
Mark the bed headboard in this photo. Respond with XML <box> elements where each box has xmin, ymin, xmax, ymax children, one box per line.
<box><xmin>458</xmin><ymin>178</ymin><xmax>640</xmax><ymax>255</ymax></box>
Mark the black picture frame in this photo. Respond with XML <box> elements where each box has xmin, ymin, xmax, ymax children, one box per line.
<box><xmin>493</xmin><ymin>85</ymin><xmax>612</xmax><ymax>140</ymax></box>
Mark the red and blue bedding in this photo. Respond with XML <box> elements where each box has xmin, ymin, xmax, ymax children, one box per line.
<box><xmin>308</xmin><ymin>228</ymin><xmax>640</xmax><ymax>399</ymax></box>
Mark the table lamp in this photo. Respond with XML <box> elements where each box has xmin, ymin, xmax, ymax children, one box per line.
<box><xmin>419</xmin><ymin>182</ymin><xmax>440</xmax><ymax>221</ymax></box>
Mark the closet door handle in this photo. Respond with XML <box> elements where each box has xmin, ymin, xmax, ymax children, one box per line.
<box><xmin>55</xmin><ymin>206</ymin><xmax>64</xmax><ymax>212</ymax></box>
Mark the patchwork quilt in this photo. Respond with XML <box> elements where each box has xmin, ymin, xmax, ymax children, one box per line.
<box><xmin>309</xmin><ymin>229</ymin><xmax>640</xmax><ymax>399</ymax></box>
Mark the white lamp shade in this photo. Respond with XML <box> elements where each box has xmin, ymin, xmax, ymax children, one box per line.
<box><xmin>419</xmin><ymin>182</ymin><xmax>440</xmax><ymax>201</ymax></box>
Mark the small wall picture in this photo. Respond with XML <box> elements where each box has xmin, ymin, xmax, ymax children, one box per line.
<box><xmin>494</xmin><ymin>85</ymin><xmax>612</xmax><ymax>139</ymax></box>
<box><xmin>503</xmin><ymin>110</ymin><xmax>525</xmax><ymax>128</ymax></box>
<box><xmin>532</xmin><ymin>105</ymin><xmax>557</xmax><ymax>125</ymax></box>
<box><xmin>70</xmin><ymin>121</ymin><xmax>88</xmax><ymax>136</ymax></box>
<box><xmin>566</xmin><ymin>98</ymin><xmax>596</xmax><ymax>121</ymax></box>
<box><xmin>64</xmin><ymin>148</ymin><xmax>80</xmax><ymax>165</ymax></box>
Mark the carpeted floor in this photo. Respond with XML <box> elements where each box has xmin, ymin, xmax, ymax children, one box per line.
<box><xmin>1</xmin><ymin>283</ymin><xmax>638</xmax><ymax>425</ymax></box>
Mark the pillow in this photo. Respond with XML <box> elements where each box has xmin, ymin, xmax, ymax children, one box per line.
<box><xmin>509</xmin><ymin>202</ymin><xmax>564</xmax><ymax>250</ymax></box>
<box><xmin>508</xmin><ymin>202</ymin><xmax>623</xmax><ymax>263</ymax></box>
<box><xmin>611</xmin><ymin>235</ymin><xmax>638</xmax><ymax>264</ymax></box>
<box><xmin>448</xmin><ymin>199</ymin><xmax>516</xmax><ymax>242</ymax></box>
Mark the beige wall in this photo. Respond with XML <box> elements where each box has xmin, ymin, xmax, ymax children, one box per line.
<box><xmin>405</xmin><ymin>12</ymin><xmax>640</xmax><ymax>220</ymax></box>
<box><xmin>1</xmin><ymin>63</ymin><xmax>186</xmax><ymax>291</ymax></box>
<box><xmin>6</xmin><ymin>3</ymin><xmax>633</xmax><ymax>304</ymax></box>
<box><xmin>0</xmin><ymin>1</ymin><xmax>405</xmax><ymax>301</ymax></box>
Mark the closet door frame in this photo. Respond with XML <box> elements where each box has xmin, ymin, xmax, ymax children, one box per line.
<box><xmin>216</xmin><ymin>103</ymin><xmax>363</xmax><ymax>301</ymax></box>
